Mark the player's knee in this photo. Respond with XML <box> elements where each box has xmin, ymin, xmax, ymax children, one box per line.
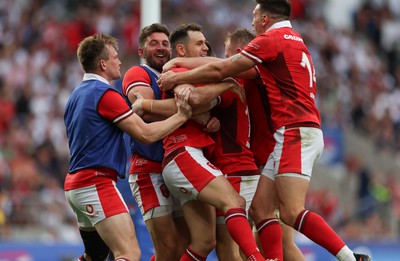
<box><xmin>278</xmin><ymin>208</ymin><xmax>300</xmax><ymax>226</ymax></box>
<box><xmin>79</xmin><ymin>229</ymin><xmax>110</xmax><ymax>261</ymax></box>
<box><xmin>233</xmin><ymin>194</ymin><xmax>246</xmax><ymax>209</ymax></box>
<box><xmin>249</xmin><ymin>201</ymin><xmax>274</xmax><ymax>223</ymax></box>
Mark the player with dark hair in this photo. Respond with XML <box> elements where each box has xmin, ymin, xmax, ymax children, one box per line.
<box><xmin>122</xmin><ymin>23</ymin><xmax>190</xmax><ymax>261</ymax></box>
<box><xmin>221</xmin><ymin>27</ymin><xmax>306</xmax><ymax>261</ymax></box>
<box><xmin>157</xmin><ymin>1</ymin><xmax>372</xmax><ymax>260</ymax></box>
<box><xmin>133</xmin><ymin>23</ymin><xmax>264</xmax><ymax>261</ymax></box>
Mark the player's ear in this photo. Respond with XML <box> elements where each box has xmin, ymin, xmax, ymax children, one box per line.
<box><xmin>176</xmin><ymin>44</ymin><xmax>186</xmax><ymax>57</ymax></box>
<box><xmin>262</xmin><ymin>13</ymin><xmax>269</xmax><ymax>26</ymax></box>
<box><xmin>138</xmin><ymin>47</ymin><xmax>145</xmax><ymax>58</ymax></box>
<box><xmin>99</xmin><ymin>59</ymin><xmax>107</xmax><ymax>71</ymax></box>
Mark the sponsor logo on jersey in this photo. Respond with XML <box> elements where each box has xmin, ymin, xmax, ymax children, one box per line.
<box><xmin>284</xmin><ymin>34</ymin><xmax>303</xmax><ymax>42</ymax></box>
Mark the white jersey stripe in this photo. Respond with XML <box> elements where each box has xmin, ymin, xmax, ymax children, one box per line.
<box><xmin>242</xmin><ymin>50</ymin><xmax>262</xmax><ymax>63</ymax></box>
<box><xmin>126</xmin><ymin>81</ymin><xmax>151</xmax><ymax>95</ymax></box>
<box><xmin>113</xmin><ymin>110</ymin><xmax>133</xmax><ymax>123</ymax></box>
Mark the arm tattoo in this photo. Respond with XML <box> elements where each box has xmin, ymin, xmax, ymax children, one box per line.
<box><xmin>230</xmin><ymin>53</ymin><xmax>243</xmax><ymax>63</ymax></box>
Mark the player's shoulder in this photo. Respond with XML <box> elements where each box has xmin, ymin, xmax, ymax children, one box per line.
<box><xmin>125</xmin><ymin>65</ymin><xmax>148</xmax><ymax>76</ymax></box>
<box><xmin>123</xmin><ymin>65</ymin><xmax>151</xmax><ymax>86</ymax></box>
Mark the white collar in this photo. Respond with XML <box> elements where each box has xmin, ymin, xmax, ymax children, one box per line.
<box><xmin>83</xmin><ymin>73</ymin><xmax>109</xmax><ymax>85</ymax></box>
<box><xmin>266</xmin><ymin>20</ymin><xmax>292</xmax><ymax>32</ymax></box>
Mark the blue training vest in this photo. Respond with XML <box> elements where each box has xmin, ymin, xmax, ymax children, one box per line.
<box><xmin>128</xmin><ymin>66</ymin><xmax>164</xmax><ymax>162</ymax></box>
<box><xmin>64</xmin><ymin>80</ymin><xmax>127</xmax><ymax>178</ymax></box>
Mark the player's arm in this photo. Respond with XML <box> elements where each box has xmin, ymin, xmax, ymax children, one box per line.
<box><xmin>163</xmin><ymin>56</ymin><xmax>258</xmax><ymax>80</ymax></box>
<box><xmin>134</xmin><ymin>78</ymin><xmax>242</xmax><ymax>116</ymax></box>
<box><xmin>163</xmin><ymin>56</ymin><xmax>222</xmax><ymax>72</ymax></box>
<box><xmin>176</xmin><ymin>77</ymin><xmax>244</xmax><ymax>111</ymax></box>
<box><xmin>132</xmin><ymin>88</ymin><xmax>208</xmax><ymax>116</ymax></box>
<box><xmin>158</xmin><ymin>53</ymin><xmax>256</xmax><ymax>90</ymax></box>
<box><xmin>126</xmin><ymin>85</ymin><xmax>173</xmax><ymax>121</ymax></box>
<box><xmin>117</xmin><ymin>88</ymin><xmax>192</xmax><ymax>144</ymax></box>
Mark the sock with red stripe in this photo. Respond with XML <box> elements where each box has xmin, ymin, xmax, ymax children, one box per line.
<box><xmin>294</xmin><ymin>209</ymin><xmax>346</xmax><ymax>256</ymax></box>
<box><xmin>256</xmin><ymin>218</ymin><xmax>283</xmax><ymax>260</ymax></box>
<box><xmin>179</xmin><ymin>246</ymin><xmax>206</xmax><ymax>261</ymax></box>
<box><xmin>225</xmin><ymin>208</ymin><xmax>264</xmax><ymax>261</ymax></box>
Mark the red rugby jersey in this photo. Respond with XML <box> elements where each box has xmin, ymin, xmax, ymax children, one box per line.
<box><xmin>243</xmin><ymin>77</ymin><xmax>275</xmax><ymax>167</ymax></box>
<box><xmin>210</xmin><ymin>87</ymin><xmax>259</xmax><ymax>176</ymax></box>
<box><xmin>242</xmin><ymin>21</ymin><xmax>321</xmax><ymax>131</ymax></box>
<box><xmin>162</xmin><ymin>67</ymin><xmax>215</xmax><ymax>156</ymax></box>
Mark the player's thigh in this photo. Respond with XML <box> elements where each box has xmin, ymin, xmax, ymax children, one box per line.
<box><xmin>95</xmin><ymin>212</ymin><xmax>139</xmax><ymax>255</ymax></box>
<box><xmin>145</xmin><ymin>213</ymin><xmax>177</xmax><ymax>246</ymax></box>
<box><xmin>197</xmin><ymin>175</ymin><xmax>244</xmax><ymax>212</ymax></box>
<box><xmin>275</xmin><ymin>175</ymin><xmax>309</xmax><ymax>225</ymax></box>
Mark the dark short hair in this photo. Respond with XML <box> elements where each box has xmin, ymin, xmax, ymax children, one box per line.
<box><xmin>138</xmin><ymin>23</ymin><xmax>170</xmax><ymax>48</ymax></box>
<box><xmin>225</xmin><ymin>28</ymin><xmax>255</xmax><ymax>47</ymax></box>
<box><xmin>170</xmin><ymin>23</ymin><xmax>203</xmax><ymax>47</ymax></box>
<box><xmin>256</xmin><ymin>0</ymin><xmax>291</xmax><ymax>19</ymax></box>
<box><xmin>77</xmin><ymin>33</ymin><xmax>118</xmax><ymax>73</ymax></box>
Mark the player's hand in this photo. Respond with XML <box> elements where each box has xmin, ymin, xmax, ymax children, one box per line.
<box><xmin>131</xmin><ymin>92</ymin><xmax>144</xmax><ymax>112</ymax></box>
<box><xmin>157</xmin><ymin>70</ymin><xmax>176</xmax><ymax>91</ymax></box>
<box><xmin>204</xmin><ymin>116</ymin><xmax>220</xmax><ymax>133</ymax></box>
<box><xmin>162</xmin><ymin>58</ymin><xmax>179</xmax><ymax>72</ymax></box>
<box><xmin>175</xmin><ymin>86</ymin><xmax>192</xmax><ymax>119</ymax></box>
<box><xmin>224</xmin><ymin>77</ymin><xmax>245</xmax><ymax>103</ymax></box>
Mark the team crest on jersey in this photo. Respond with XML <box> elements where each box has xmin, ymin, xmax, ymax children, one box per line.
<box><xmin>160</xmin><ymin>184</ymin><xmax>170</xmax><ymax>198</ymax></box>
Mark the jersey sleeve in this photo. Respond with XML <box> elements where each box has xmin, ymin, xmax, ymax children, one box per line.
<box><xmin>98</xmin><ymin>89</ymin><xmax>133</xmax><ymax>123</ymax></box>
<box><xmin>242</xmin><ymin>33</ymin><xmax>277</xmax><ymax>64</ymax></box>
<box><xmin>122</xmin><ymin>66</ymin><xmax>151</xmax><ymax>97</ymax></box>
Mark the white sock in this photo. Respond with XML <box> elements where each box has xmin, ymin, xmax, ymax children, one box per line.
<box><xmin>336</xmin><ymin>245</ymin><xmax>355</xmax><ymax>261</ymax></box>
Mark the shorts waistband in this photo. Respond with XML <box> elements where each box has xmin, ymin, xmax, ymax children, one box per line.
<box><xmin>162</xmin><ymin>147</ymin><xmax>187</xmax><ymax>169</ymax></box>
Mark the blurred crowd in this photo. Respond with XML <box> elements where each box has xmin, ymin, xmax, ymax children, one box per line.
<box><xmin>0</xmin><ymin>0</ymin><xmax>399</xmax><ymax>243</ymax></box>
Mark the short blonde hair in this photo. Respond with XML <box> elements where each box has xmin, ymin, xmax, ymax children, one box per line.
<box><xmin>77</xmin><ymin>33</ymin><xmax>118</xmax><ymax>72</ymax></box>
